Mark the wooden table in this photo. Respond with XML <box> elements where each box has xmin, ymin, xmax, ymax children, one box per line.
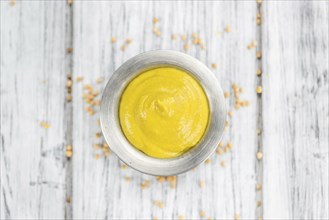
<box><xmin>1</xmin><ymin>1</ymin><xmax>328</xmax><ymax>219</ymax></box>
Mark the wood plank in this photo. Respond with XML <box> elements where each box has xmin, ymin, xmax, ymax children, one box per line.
<box><xmin>262</xmin><ymin>1</ymin><xmax>329</xmax><ymax>219</ymax></box>
<box><xmin>72</xmin><ymin>1</ymin><xmax>258</xmax><ymax>219</ymax></box>
<box><xmin>0</xmin><ymin>1</ymin><xmax>68</xmax><ymax>219</ymax></box>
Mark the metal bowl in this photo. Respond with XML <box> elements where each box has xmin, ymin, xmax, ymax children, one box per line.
<box><xmin>100</xmin><ymin>50</ymin><xmax>226</xmax><ymax>176</ymax></box>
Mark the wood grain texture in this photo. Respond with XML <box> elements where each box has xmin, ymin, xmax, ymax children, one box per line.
<box><xmin>0</xmin><ymin>1</ymin><xmax>68</xmax><ymax>219</ymax></box>
<box><xmin>262</xmin><ymin>1</ymin><xmax>329</xmax><ymax>219</ymax></box>
<box><xmin>71</xmin><ymin>1</ymin><xmax>258</xmax><ymax>219</ymax></box>
<box><xmin>1</xmin><ymin>0</ymin><xmax>328</xmax><ymax>219</ymax></box>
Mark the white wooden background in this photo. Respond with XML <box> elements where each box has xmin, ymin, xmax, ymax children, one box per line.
<box><xmin>1</xmin><ymin>1</ymin><xmax>328</xmax><ymax>219</ymax></box>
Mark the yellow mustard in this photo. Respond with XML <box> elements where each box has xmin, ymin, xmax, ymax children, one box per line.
<box><xmin>119</xmin><ymin>67</ymin><xmax>209</xmax><ymax>158</ymax></box>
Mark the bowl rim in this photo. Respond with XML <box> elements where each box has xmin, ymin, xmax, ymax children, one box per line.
<box><xmin>100</xmin><ymin>50</ymin><xmax>227</xmax><ymax>176</ymax></box>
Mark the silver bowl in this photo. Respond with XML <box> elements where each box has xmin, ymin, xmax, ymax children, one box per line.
<box><xmin>100</xmin><ymin>50</ymin><xmax>226</xmax><ymax>176</ymax></box>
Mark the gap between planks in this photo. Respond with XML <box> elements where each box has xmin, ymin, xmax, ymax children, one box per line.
<box><xmin>255</xmin><ymin>1</ymin><xmax>264</xmax><ymax>220</ymax></box>
<box><xmin>64</xmin><ymin>2</ymin><xmax>74</xmax><ymax>220</ymax></box>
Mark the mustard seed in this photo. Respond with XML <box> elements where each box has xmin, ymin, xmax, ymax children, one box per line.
<box><xmin>256</xmin><ymin>68</ymin><xmax>262</xmax><ymax>76</ymax></box>
<box><xmin>256</xmin><ymin>51</ymin><xmax>262</xmax><ymax>59</ymax></box>
<box><xmin>256</xmin><ymin>86</ymin><xmax>263</xmax><ymax>94</ymax></box>
<box><xmin>256</xmin><ymin>151</ymin><xmax>263</xmax><ymax>160</ymax></box>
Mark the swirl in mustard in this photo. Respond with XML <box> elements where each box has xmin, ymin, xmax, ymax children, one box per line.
<box><xmin>119</xmin><ymin>67</ymin><xmax>209</xmax><ymax>158</ymax></box>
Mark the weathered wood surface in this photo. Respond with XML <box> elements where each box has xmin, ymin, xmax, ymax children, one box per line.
<box><xmin>0</xmin><ymin>1</ymin><xmax>68</xmax><ymax>219</ymax></box>
<box><xmin>72</xmin><ymin>1</ymin><xmax>258</xmax><ymax>219</ymax></box>
<box><xmin>0</xmin><ymin>0</ymin><xmax>328</xmax><ymax>220</ymax></box>
<box><xmin>262</xmin><ymin>1</ymin><xmax>329</xmax><ymax>219</ymax></box>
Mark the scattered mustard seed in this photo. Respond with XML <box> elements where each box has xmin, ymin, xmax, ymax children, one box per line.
<box><xmin>66</xmin><ymin>79</ymin><xmax>73</xmax><ymax>88</ymax></box>
<box><xmin>125</xmin><ymin>38</ymin><xmax>132</xmax><ymax>44</ymax></box>
<box><xmin>66</xmin><ymin>95</ymin><xmax>72</xmax><ymax>102</ymax></box>
<box><xmin>86</xmin><ymin>107</ymin><xmax>95</xmax><ymax>116</ymax></box>
<box><xmin>199</xmin><ymin>180</ymin><xmax>205</xmax><ymax>188</ymax></box>
<box><xmin>152</xmin><ymin>17</ymin><xmax>159</xmax><ymax>24</ymax></box>
<box><xmin>220</xmin><ymin>161</ymin><xmax>225</xmax><ymax>167</ymax></box>
<box><xmin>228</xmin><ymin>111</ymin><xmax>233</xmax><ymax>117</ymax></box>
<box><xmin>153</xmin><ymin>27</ymin><xmax>161</xmax><ymax>36</ymax></box>
<box><xmin>211</xmin><ymin>63</ymin><xmax>217</xmax><ymax>69</ymax></box>
<box><xmin>192</xmin><ymin>38</ymin><xmax>200</xmax><ymax>45</ymax></box>
<box><xmin>167</xmin><ymin>176</ymin><xmax>177</xmax><ymax>188</ymax></box>
<box><xmin>111</xmin><ymin>37</ymin><xmax>116</xmax><ymax>43</ymax></box>
<box><xmin>234</xmin><ymin>213</ymin><xmax>240</xmax><ymax>220</ymax></box>
<box><xmin>256</xmin><ymin>13</ymin><xmax>262</xmax><ymax>22</ymax></box>
<box><xmin>178</xmin><ymin>215</ymin><xmax>184</xmax><ymax>220</ymax></box>
<box><xmin>141</xmin><ymin>180</ymin><xmax>151</xmax><ymax>189</ymax></box>
<box><xmin>76</xmin><ymin>76</ymin><xmax>84</xmax><ymax>82</ymax></box>
<box><xmin>205</xmin><ymin>158</ymin><xmax>211</xmax><ymax>164</ymax></box>
<box><xmin>93</xmin><ymin>99</ymin><xmax>101</xmax><ymax>106</ymax></box>
<box><xmin>256</xmin><ymin>151</ymin><xmax>263</xmax><ymax>160</ymax></box>
<box><xmin>252</xmin><ymin>40</ymin><xmax>258</xmax><ymax>47</ymax></box>
<box><xmin>224</xmin><ymin>92</ymin><xmax>230</xmax><ymax>98</ymax></box>
<box><xmin>181</xmin><ymin>34</ymin><xmax>187</xmax><ymax>41</ymax></box>
<box><xmin>9</xmin><ymin>0</ymin><xmax>16</xmax><ymax>6</ymax></box>
<box><xmin>247</xmin><ymin>40</ymin><xmax>257</xmax><ymax>49</ymax></box>
<box><xmin>256</xmin><ymin>183</ymin><xmax>262</xmax><ymax>191</ymax></box>
<box><xmin>199</xmin><ymin>210</ymin><xmax>206</xmax><ymax>218</ymax></box>
<box><xmin>67</xmin><ymin>48</ymin><xmax>73</xmax><ymax>54</ymax></box>
<box><xmin>67</xmin><ymin>0</ymin><xmax>73</xmax><ymax>5</ymax></box>
<box><xmin>84</xmin><ymin>84</ymin><xmax>92</xmax><ymax>90</ymax></box>
<box><xmin>103</xmin><ymin>143</ymin><xmax>110</xmax><ymax>157</ymax></box>
<box><xmin>95</xmin><ymin>154</ymin><xmax>100</xmax><ymax>160</ymax></box>
<box><xmin>171</xmin><ymin>34</ymin><xmax>177</xmax><ymax>40</ymax></box>
<box><xmin>256</xmin><ymin>51</ymin><xmax>262</xmax><ymax>59</ymax></box>
<box><xmin>256</xmin><ymin>0</ymin><xmax>262</xmax><ymax>4</ymax></box>
<box><xmin>95</xmin><ymin>132</ymin><xmax>102</xmax><ymax>138</ymax></box>
<box><xmin>256</xmin><ymin>68</ymin><xmax>262</xmax><ymax>76</ymax></box>
<box><xmin>224</xmin><ymin>25</ymin><xmax>231</xmax><ymax>33</ymax></box>
<box><xmin>256</xmin><ymin>17</ymin><xmax>262</xmax><ymax>25</ymax></box>
<box><xmin>153</xmin><ymin>200</ymin><xmax>165</xmax><ymax>209</ymax></box>
<box><xmin>96</xmin><ymin>77</ymin><xmax>104</xmax><ymax>84</ymax></box>
<box><xmin>235</xmin><ymin>103</ymin><xmax>241</xmax><ymax>110</ymax></box>
<box><xmin>183</xmin><ymin>43</ymin><xmax>190</xmax><ymax>51</ymax></box>
<box><xmin>66</xmin><ymin>144</ymin><xmax>73</xmax><ymax>158</ymax></box>
<box><xmin>200</xmin><ymin>43</ymin><xmax>206</xmax><ymax>50</ymax></box>
<box><xmin>124</xmin><ymin>176</ymin><xmax>131</xmax><ymax>182</ymax></box>
<box><xmin>256</xmin><ymin>86</ymin><xmax>263</xmax><ymax>94</ymax></box>
<box><xmin>257</xmin><ymin>200</ymin><xmax>262</xmax><ymax>207</ymax></box>
<box><xmin>93</xmin><ymin>144</ymin><xmax>100</xmax><ymax>150</ymax></box>
<box><xmin>156</xmin><ymin>176</ymin><xmax>166</xmax><ymax>183</ymax></box>
<box><xmin>66</xmin><ymin>144</ymin><xmax>72</xmax><ymax>151</ymax></box>
<box><xmin>40</xmin><ymin>121</ymin><xmax>50</xmax><ymax>129</ymax></box>
<box><xmin>65</xmin><ymin>151</ymin><xmax>73</xmax><ymax>158</ymax></box>
<box><xmin>216</xmin><ymin>147</ymin><xmax>223</xmax><ymax>155</ymax></box>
